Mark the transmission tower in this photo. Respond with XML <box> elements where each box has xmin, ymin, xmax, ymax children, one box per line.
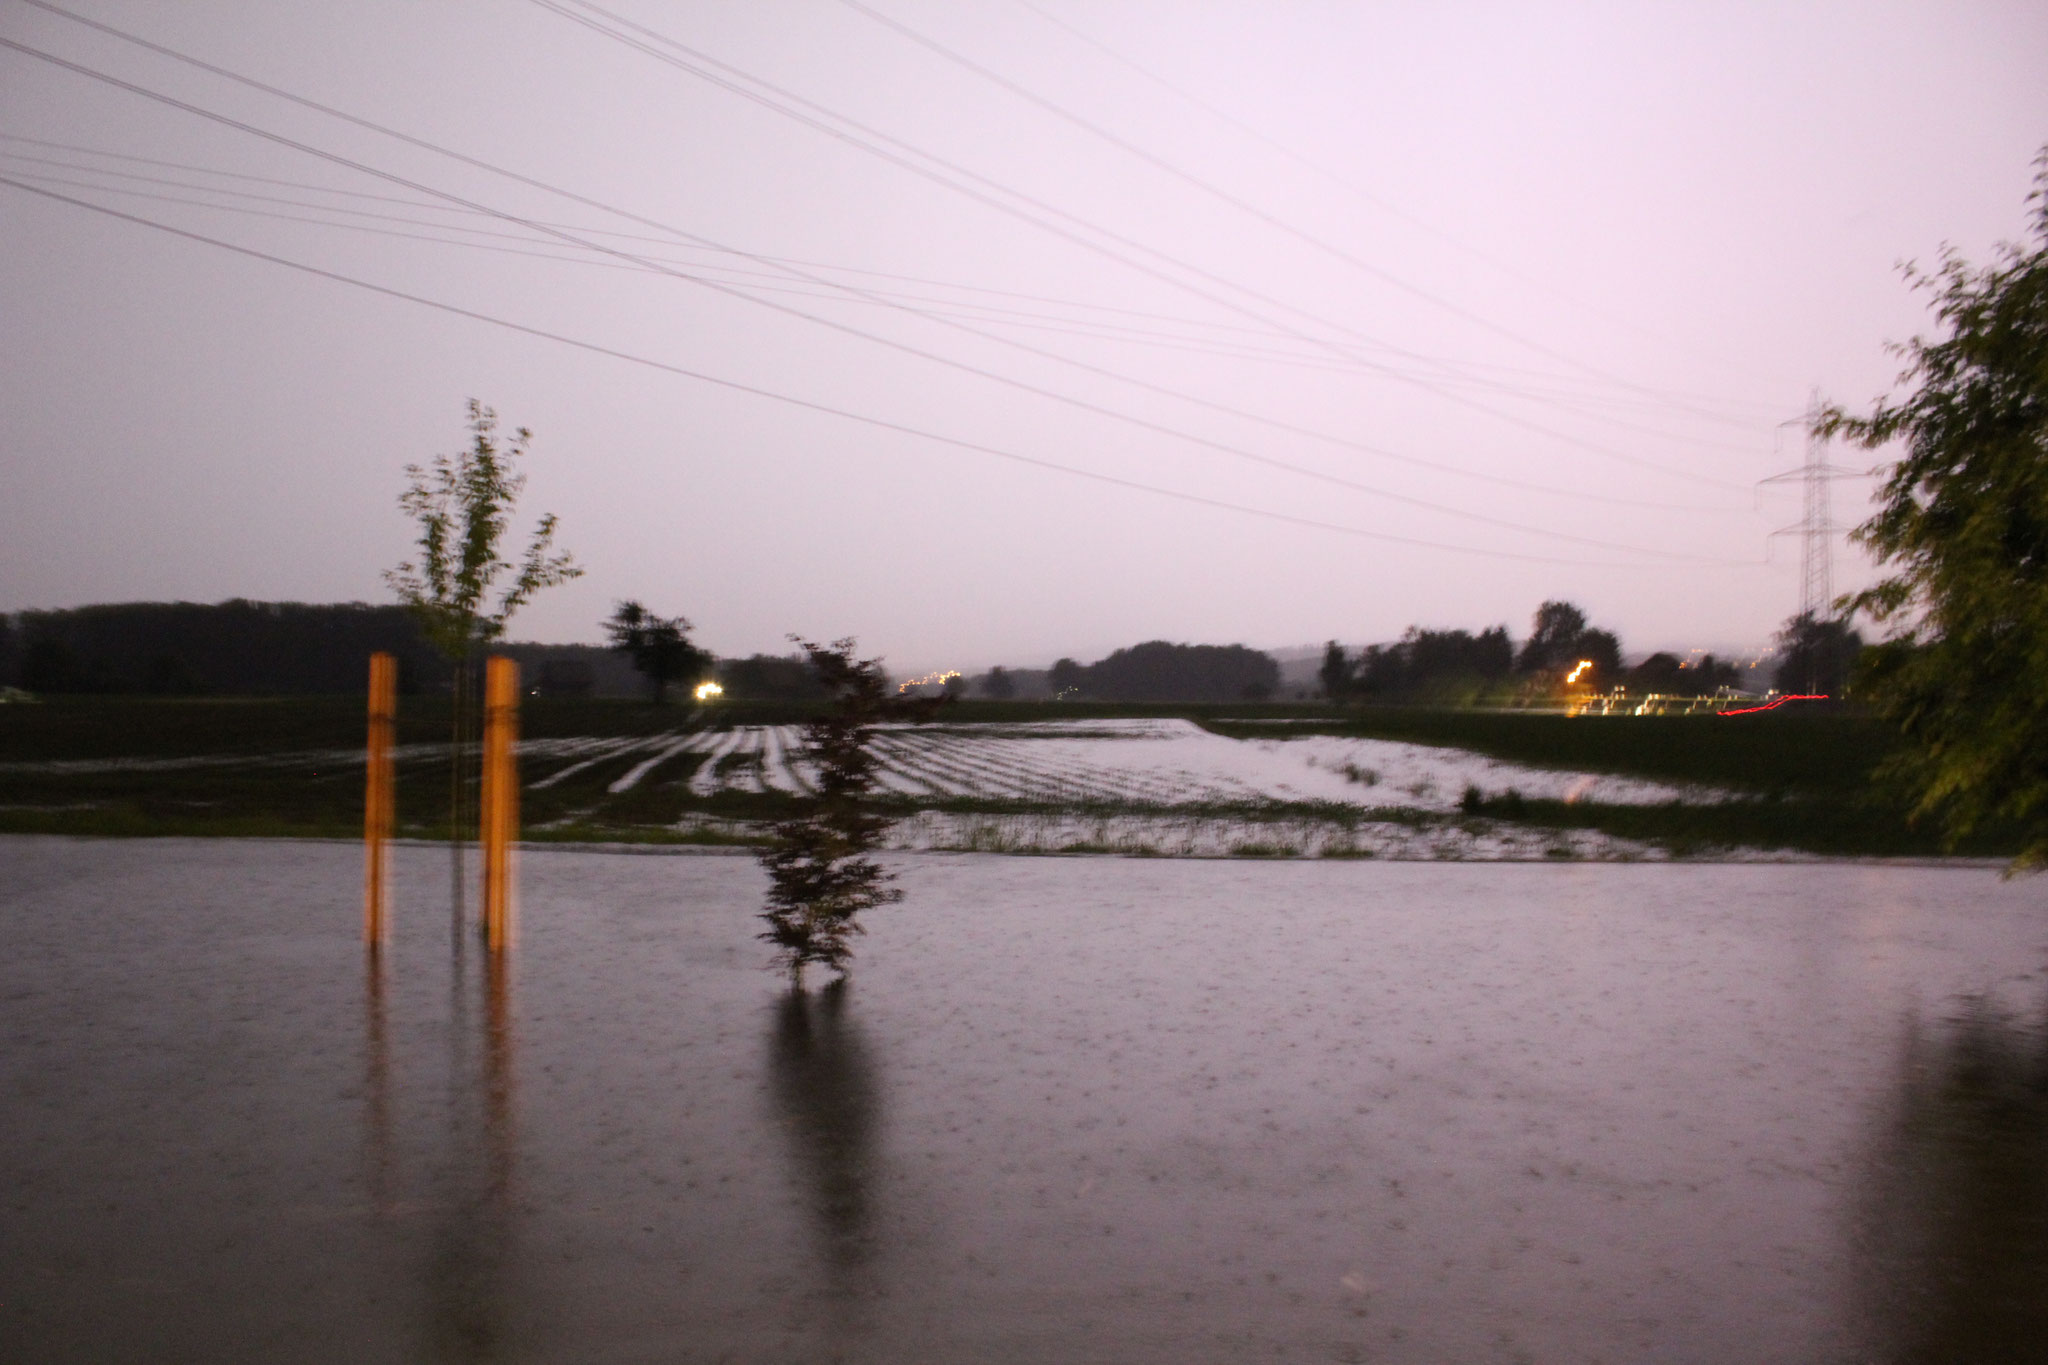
<box><xmin>1760</xmin><ymin>392</ymin><xmax>1860</xmax><ymax>622</ymax></box>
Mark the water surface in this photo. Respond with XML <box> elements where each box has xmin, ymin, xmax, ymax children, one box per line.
<box><xmin>2</xmin><ymin>837</ymin><xmax>2044</xmax><ymax>1362</ymax></box>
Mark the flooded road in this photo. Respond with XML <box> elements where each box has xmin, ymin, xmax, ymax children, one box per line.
<box><xmin>2</xmin><ymin>836</ymin><xmax>2044</xmax><ymax>1362</ymax></box>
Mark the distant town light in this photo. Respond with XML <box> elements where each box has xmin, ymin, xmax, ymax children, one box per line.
<box><xmin>1565</xmin><ymin>659</ymin><xmax>1594</xmax><ymax>686</ymax></box>
<box><xmin>897</xmin><ymin>669</ymin><xmax>961</xmax><ymax>694</ymax></box>
<box><xmin>694</xmin><ymin>681</ymin><xmax>724</xmax><ymax>702</ymax></box>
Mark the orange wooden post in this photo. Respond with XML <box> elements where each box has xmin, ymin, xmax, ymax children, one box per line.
<box><xmin>364</xmin><ymin>652</ymin><xmax>397</xmax><ymax>946</ymax></box>
<box><xmin>480</xmin><ymin>656</ymin><xmax>519</xmax><ymax>950</ymax></box>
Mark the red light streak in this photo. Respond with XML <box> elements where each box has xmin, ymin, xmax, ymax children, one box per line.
<box><xmin>1718</xmin><ymin>694</ymin><xmax>1827</xmax><ymax>716</ymax></box>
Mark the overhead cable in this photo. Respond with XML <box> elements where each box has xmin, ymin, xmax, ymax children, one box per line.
<box><xmin>0</xmin><ymin>174</ymin><xmax>1691</xmax><ymax>569</ymax></box>
<box><xmin>0</xmin><ymin>32</ymin><xmax>1744</xmax><ymax>550</ymax></box>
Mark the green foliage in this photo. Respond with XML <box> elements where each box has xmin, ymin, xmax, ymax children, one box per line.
<box><xmin>605</xmin><ymin>600</ymin><xmax>708</xmax><ymax>704</ymax></box>
<box><xmin>385</xmin><ymin>400</ymin><xmax>581</xmax><ymax>660</ymax></box>
<box><xmin>757</xmin><ymin>639</ymin><xmax>932</xmax><ymax>988</ymax></box>
<box><xmin>1819</xmin><ymin>155</ymin><xmax>2048</xmax><ymax>868</ymax></box>
<box><xmin>1203</xmin><ymin>708</ymin><xmax>1896</xmax><ymax>797</ymax></box>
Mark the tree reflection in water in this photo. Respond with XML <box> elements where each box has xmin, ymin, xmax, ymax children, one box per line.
<box><xmin>1851</xmin><ymin>998</ymin><xmax>2048</xmax><ymax>1363</ymax></box>
<box><xmin>768</xmin><ymin>981</ymin><xmax>881</xmax><ymax>1290</ymax></box>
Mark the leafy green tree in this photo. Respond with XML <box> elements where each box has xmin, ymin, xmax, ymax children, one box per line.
<box><xmin>605</xmin><ymin>600</ymin><xmax>707</xmax><ymax>704</ymax></box>
<box><xmin>758</xmin><ymin>638</ymin><xmax>934</xmax><ymax>988</ymax></box>
<box><xmin>387</xmin><ymin>402</ymin><xmax>579</xmax><ymax>662</ymax></box>
<box><xmin>1819</xmin><ymin>157</ymin><xmax>2048</xmax><ymax>867</ymax></box>
<box><xmin>387</xmin><ymin>401</ymin><xmax>580</xmax><ymax>910</ymax></box>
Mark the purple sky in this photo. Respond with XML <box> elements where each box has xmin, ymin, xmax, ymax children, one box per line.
<box><xmin>3</xmin><ymin>1</ymin><xmax>2044</xmax><ymax>672</ymax></box>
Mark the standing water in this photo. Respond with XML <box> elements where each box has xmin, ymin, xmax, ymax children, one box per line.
<box><xmin>2</xmin><ymin>836</ymin><xmax>2044</xmax><ymax>1362</ymax></box>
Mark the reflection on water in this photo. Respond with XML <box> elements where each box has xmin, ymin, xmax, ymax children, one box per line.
<box><xmin>18</xmin><ymin>842</ymin><xmax>2048</xmax><ymax>1362</ymax></box>
<box><xmin>363</xmin><ymin>950</ymin><xmax>395</xmax><ymax>1213</ymax></box>
<box><xmin>1852</xmin><ymin>1000</ymin><xmax>2048</xmax><ymax>1363</ymax></box>
<box><xmin>768</xmin><ymin>981</ymin><xmax>881</xmax><ymax>1286</ymax></box>
<box><xmin>423</xmin><ymin>947</ymin><xmax>520</xmax><ymax>1362</ymax></box>
<box><xmin>360</xmin><ymin>931</ymin><xmax>523</xmax><ymax>1361</ymax></box>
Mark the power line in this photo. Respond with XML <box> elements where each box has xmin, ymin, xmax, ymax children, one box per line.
<box><xmin>2</xmin><ymin>136</ymin><xmax>1772</xmax><ymax>425</ymax></box>
<box><xmin>840</xmin><ymin>0</ymin><xmax>1754</xmax><ymax>425</ymax></box>
<box><xmin>0</xmin><ymin>144</ymin><xmax>1770</xmax><ymax>457</ymax></box>
<box><xmin>0</xmin><ymin>32</ymin><xmax>1744</xmax><ymax>549</ymax></box>
<box><xmin>0</xmin><ymin>173</ymin><xmax>1675</xmax><ymax>569</ymax></box>
<box><xmin>22</xmin><ymin>0</ymin><xmax>1768</xmax><ymax>484</ymax></box>
<box><xmin>0</xmin><ymin>144</ymin><xmax>1763</xmax><ymax>490</ymax></box>
<box><xmin>0</xmin><ymin>133</ymin><xmax>1786</xmax><ymax>445</ymax></box>
<box><xmin>1004</xmin><ymin>0</ymin><xmax>1792</xmax><ymax>403</ymax></box>
<box><xmin>535</xmin><ymin>0</ymin><xmax>1766</xmax><ymax>471</ymax></box>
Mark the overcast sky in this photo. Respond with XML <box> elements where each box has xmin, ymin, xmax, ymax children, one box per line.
<box><xmin>3</xmin><ymin>1</ymin><xmax>2044</xmax><ymax>671</ymax></box>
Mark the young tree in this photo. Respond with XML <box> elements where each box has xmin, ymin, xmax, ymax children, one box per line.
<box><xmin>387</xmin><ymin>401</ymin><xmax>580</xmax><ymax>912</ymax></box>
<box><xmin>1818</xmin><ymin>155</ymin><xmax>2048</xmax><ymax>867</ymax></box>
<box><xmin>606</xmin><ymin>600</ymin><xmax>708</xmax><ymax>704</ymax></box>
<box><xmin>758</xmin><ymin>638</ymin><xmax>937</xmax><ymax>988</ymax></box>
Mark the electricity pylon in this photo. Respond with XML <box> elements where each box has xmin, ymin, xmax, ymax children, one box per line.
<box><xmin>1760</xmin><ymin>392</ymin><xmax>1861</xmax><ymax>623</ymax></box>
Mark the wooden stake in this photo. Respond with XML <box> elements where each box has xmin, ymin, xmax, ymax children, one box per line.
<box><xmin>480</xmin><ymin>656</ymin><xmax>519</xmax><ymax>950</ymax></box>
<box><xmin>364</xmin><ymin>652</ymin><xmax>397</xmax><ymax>946</ymax></box>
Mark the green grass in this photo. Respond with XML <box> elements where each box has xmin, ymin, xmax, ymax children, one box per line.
<box><xmin>1454</xmin><ymin>792</ymin><xmax>2009</xmax><ymax>860</ymax></box>
<box><xmin>1203</xmin><ymin>706</ymin><xmax>1893</xmax><ymax>796</ymax></box>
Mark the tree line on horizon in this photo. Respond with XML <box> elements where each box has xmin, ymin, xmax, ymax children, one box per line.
<box><xmin>0</xmin><ymin>595</ymin><xmax>1861</xmax><ymax>703</ymax></box>
<box><xmin>1313</xmin><ymin>599</ymin><xmax>1774</xmax><ymax>706</ymax></box>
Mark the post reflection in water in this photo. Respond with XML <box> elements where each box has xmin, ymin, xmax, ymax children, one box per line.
<box><xmin>768</xmin><ymin>981</ymin><xmax>883</xmax><ymax>1297</ymax></box>
<box><xmin>1850</xmin><ymin>999</ymin><xmax>2048</xmax><ymax>1363</ymax></box>
<box><xmin>360</xmin><ymin>921</ymin><xmax>524</xmax><ymax>1362</ymax></box>
<box><xmin>362</xmin><ymin>946</ymin><xmax>394</xmax><ymax>1214</ymax></box>
<box><xmin>421</xmin><ymin>944</ymin><xmax>521</xmax><ymax>1362</ymax></box>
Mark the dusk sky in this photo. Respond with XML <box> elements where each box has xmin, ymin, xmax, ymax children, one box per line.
<box><xmin>4</xmin><ymin>1</ymin><xmax>2045</xmax><ymax>673</ymax></box>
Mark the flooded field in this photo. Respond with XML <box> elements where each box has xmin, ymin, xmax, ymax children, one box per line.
<box><xmin>3</xmin><ymin>836</ymin><xmax>2045</xmax><ymax>1362</ymax></box>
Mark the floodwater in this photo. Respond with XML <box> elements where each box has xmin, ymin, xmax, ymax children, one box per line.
<box><xmin>2</xmin><ymin>838</ymin><xmax>2044</xmax><ymax>1364</ymax></box>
